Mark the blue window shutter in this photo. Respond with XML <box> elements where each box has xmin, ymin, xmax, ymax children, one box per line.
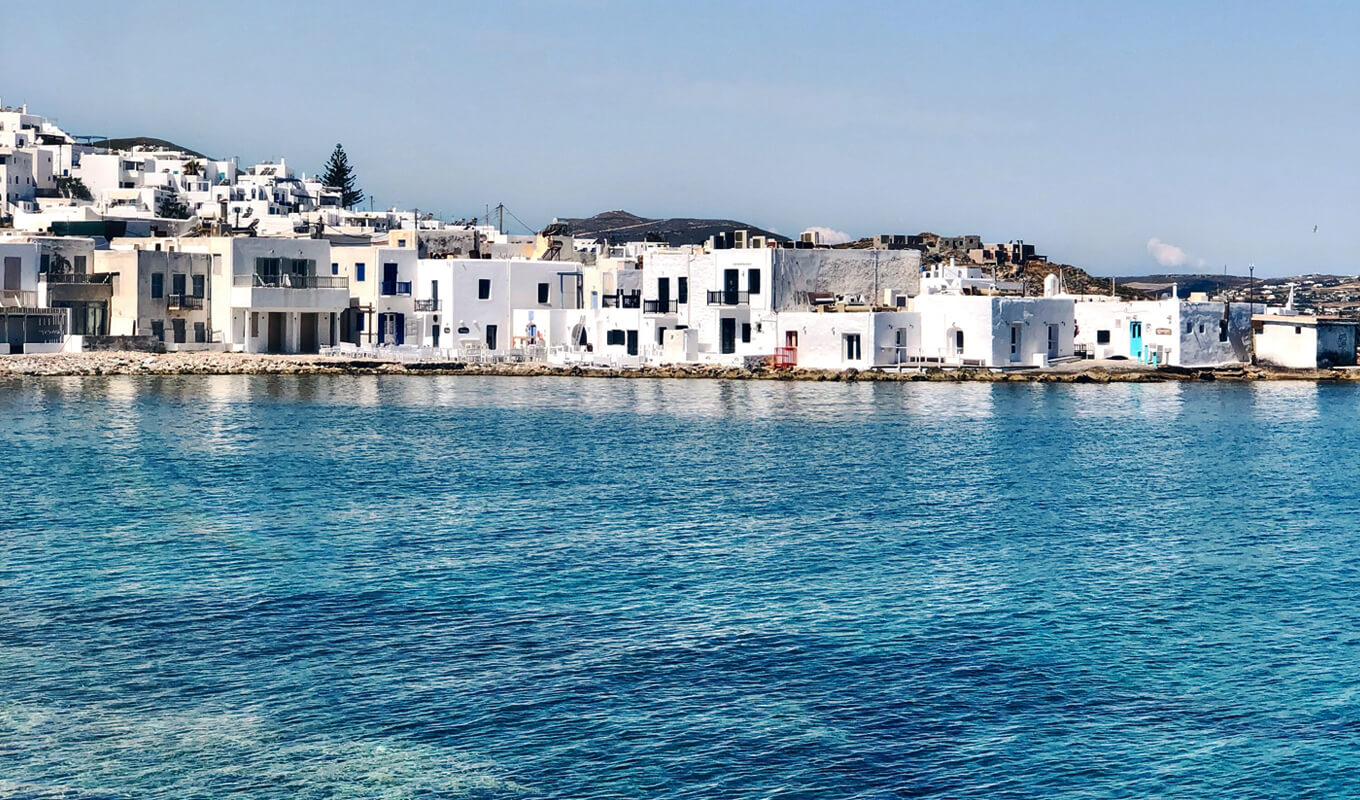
<box><xmin>396</xmin><ymin>314</ymin><xmax>406</xmax><ymax>345</ymax></box>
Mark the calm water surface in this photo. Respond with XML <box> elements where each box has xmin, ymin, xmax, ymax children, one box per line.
<box><xmin>2</xmin><ymin>376</ymin><xmax>1358</xmax><ymax>799</ymax></box>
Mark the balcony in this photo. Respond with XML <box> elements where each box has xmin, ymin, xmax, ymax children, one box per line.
<box><xmin>707</xmin><ymin>290</ymin><xmax>750</xmax><ymax>306</ymax></box>
<box><xmin>233</xmin><ymin>273</ymin><xmax>348</xmax><ymax>289</ymax></box>
<box><xmin>601</xmin><ymin>293</ymin><xmax>641</xmax><ymax>309</ymax></box>
<box><xmin>644</xmin><ymin>299</ymin><xmax>678</xmax><ymax>314</ymax></box>
<box><xmin>380</xmin><ymin>281</ymin><xmax>412</xmax><ymax>296</ymax></box>
<box><xmin>230</xmin><ymin>272</ymin><xmax>350</xmax><ymax>312</ymax></box>
<box><xmin>167</xmin><ymin>293</ymin><xmax>205</xmax><ymax>311</ymax></box>
<box><xmin>414</xmin><ymin>299</ymin><xmax>441</xmax><ymax>312</ymax></box>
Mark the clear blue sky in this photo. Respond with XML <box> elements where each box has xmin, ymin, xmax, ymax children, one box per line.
<box><xmin>3</xmin><ymin>0</ymin><xmax>1355</xmax><ymax>276</ymax></box>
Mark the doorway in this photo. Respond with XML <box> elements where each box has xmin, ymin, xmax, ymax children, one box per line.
<box><xmin>720</xmin><ymin>317</ymin><xmax>736</xmax><ymax>354</ymax></box>
<box><xmin>266</xmin><ymin>312</ymin><xmax>284</xmax><ymax>353</ymax></box>
<box><xmin>300</xmin><ymin>313</ymin><xmax>318</xmax><ymax>353</ymax></box>
<box><xmin>1130</xmin><ymin>320</ymin><xmax>1143</xmax><ymax>360</ymax></box>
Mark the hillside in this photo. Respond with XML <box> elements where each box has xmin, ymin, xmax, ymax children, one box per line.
<box><xmin>97</xmin><ymin>137</ymin><xmax>211</xmax><ymax>159</ymax></box>
<box><xmin>558</xmin><ymin>210</ymin><xmax>787</xmax><ymax>246</ymax></box>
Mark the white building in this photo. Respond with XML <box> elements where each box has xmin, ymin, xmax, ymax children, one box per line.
<box><xmin>411</xmin><ymin>258</ymin><xmax>577</xmax><ymax>355</ymax></box>
<box><xmin>1071</xmin><ymin>296</ymin><xmax>1254</xmax><ymax>367</ymax></box>
<box><xmin>331</xmin><ymin>243</ymin><xmax>419</xmax><ymax>346</ymax></box>
<box><xmin>1253</xmin><ymin>314</ymin><xmax>1359</xmax><ymax>369</ymax></box>
<box><xmin>171</xmin><ymin>236</ymin><xmax>345</xmax><ymax>353</ymax></box>
<box><xmin>775</xmin><ymin>310</ymin><xmax>921</xmax><ymax>370</ymax></box>
<box><xmin>94</xmin><ymin>248</ymin><xmax>217</xmax><ymax>349</ymax></box>
<box><xmin>911</xmin><ymin>293</ymin><xmax>1075</xmax><ymax>367</ymax></box>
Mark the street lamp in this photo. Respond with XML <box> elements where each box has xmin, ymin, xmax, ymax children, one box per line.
<box><xmin>1248</xmin><ymin>263</ymin><xmax>1256</xmax><ymax>365</ymax></box>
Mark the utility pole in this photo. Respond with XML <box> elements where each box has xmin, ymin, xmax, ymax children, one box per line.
<box><xmin>497</xmin><ymin>203</ymin><xmax>504</xmax><ymax>235</ymax></box>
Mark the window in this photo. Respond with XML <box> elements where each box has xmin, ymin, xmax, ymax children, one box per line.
<box><xmin>953</xmin><ymin>329</ymin><xmax>965</xmax><ymax>353</ymax></box>
<box><xmin>677</xmin><ymin>277</ymin><xmax>688</xmax><ymax>304</ymax></box>
<box><xmin>1296</xmin><ymin>326</ymin><xmax>1303</xmax><ymax>335</ymax></box>
<box><xmin>150</xmin><ymin>273</ymin><xmax>164</xmax><ymax>299</ymax></box>
<box><xmin>1219</xmin><ymin>320</ymin><xmax>1228</xmax><ymax>342</ymax></box>
<box><xmin>844</xmin><ymin>333</ymin><xmax>862</xmax><ymax>360</ymax></box>
<box><xmin>39</xmin><ymin>254</ymin><xmax>49</xmax><ymax>273</ymax></box>
<box><xmin>1185</xmin><ymin>322</ymin><xmax>1193</xmax><ymax>334</ymax></box>
<box><xmin>332</xmin><ymin>262</ymin><xmax>339</xmax><ymax>275</ymax></box>
<box><xmin>74</xmin><ymin>255</ymin><xmax>86</xmax><ymax>273</ymax></box>
<box><xmin>194</xmin><ymin>321</ymin><xmax>206</xmax><ymax>343</ymax></box>
<box><xmin>607</xmin><ymin>329</ymin><xmax>625</xmax><ymax>346</ymax></box>
<box><xmin>1096</xmin><ymin>330</ymin><xmax>1111</xmax><ymax>345</ymax></box>
<box><xmin>748</xmin><ymin>269</ymin><xmax>761</xmax><ymax>294</ymax></box>
<box><xmin>355</xmin><ymin>263</ymin><xmax>365</xmax><ymax>282</ymax></box>
<box><xmin>741</xmin><ymin>322</ymin><xmax>751</xmax><ymax>343</ymax></box>
<box><xmin>192</xmin><ymin>274</ymin><xmax>205</xmax><ymax>298</ymax></box>
<box><xmin>538</xmin><ymin>282</ymin><xmax>550</xmax><ymax>304</ymax></box>
<box><xmin>1199</xmin><ymin>323</ymin><xmax>1206</xmax><ymax>334</ymax></box>
<box><xmin>171</xmin><ymin>273</ymin><xmax>186</xmax><ymax>297</ymax></box>
<box><xmin>150</xmin><ymin>319</ymin><xmax>165</xmax><ymax>341</ymax></box>
<box><xmin>478</xmin><ymin>278</ymin><xmax>491</xmax><ymax>300</ymax></box>
<box><xmin>590</xmin><ymin>291</ymin><xmax>599</xmax><ymax>309</ymax></box>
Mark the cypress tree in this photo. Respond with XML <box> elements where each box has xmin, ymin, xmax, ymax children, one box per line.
<box><xmin>322</xmin><ymin>143</ymin><xmax>365</xmax><ymax>210</ymax></box>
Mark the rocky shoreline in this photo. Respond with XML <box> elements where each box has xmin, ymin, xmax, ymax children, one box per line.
<box><xmin>2</xmin><ymin>351</ymin><xmax>1358</xmax><ymax>383</ymax></box>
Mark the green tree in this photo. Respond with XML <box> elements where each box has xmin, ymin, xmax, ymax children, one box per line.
<box><xmin>322</xmin><ymin>143</ymin><xmax>364</xmax><ymax>210</ymax></box>
<box><xmin>157</xmin><ymin>195</ymin><xmax>193</xmax><ymax>220</ymax></box>
<box><xmin>54</xmin><ymin>176</ymin><xmax>92</xmax><ymax>201</ymax></box>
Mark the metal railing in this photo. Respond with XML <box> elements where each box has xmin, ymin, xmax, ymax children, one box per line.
<box><xmin>42</xmin><ymin>273</ymin><xmax>114</xmax><ymax>284</ymax></box>
<box><xmin>380</xmin><ymin>281</ymin><xmax>412</xmax><ymax>296</ymax></box>
<box><xmin>414</xmin><ymin>299</ymin><xmax>441</xmax><ymax>311</ymax></box>
<box><xmin>643</xmin><ymin>299</ymin><xmax>678</xmax><ymax>313</ymax></box>
<box><xmin>707</xmin><ymin>290</ymin><xmax>750</xmax><ymax>306</ymax></box>
<box><xmin>167</xmin><ymin>293</ymin><xmax>205</xmax><ymax>310</ymax></box>
<box><xmin>601</xmin><ymin>293</ymin><xmax>641</xmax><ymax>309</ymax></box>
<box><xmin>233</xmin><ymin>273</ymin><xmax>348</xmax><ymax>289</ymax></box>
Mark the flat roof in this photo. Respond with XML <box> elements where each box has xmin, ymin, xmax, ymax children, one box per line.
<box><xmin>1253</xmin><ymin>314</ymin><xmax>1360</xmax><ymax>326</ymax></box>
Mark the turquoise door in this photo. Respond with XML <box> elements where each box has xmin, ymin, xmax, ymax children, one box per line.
<box><xmin>1130</xmin><ymin>321</ymin><xmax>1143</xmax><ymax>360</ymax></box>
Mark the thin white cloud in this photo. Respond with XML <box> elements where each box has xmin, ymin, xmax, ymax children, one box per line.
<box><xmin>1147</xmin><ymin>238</ymin><xmax>1206</xmax><ymax>269</ymax></box>
<box><xmin>804</xmin><ymin>226</ymin><xmax>853</xmax><ymax>245</ymax></box>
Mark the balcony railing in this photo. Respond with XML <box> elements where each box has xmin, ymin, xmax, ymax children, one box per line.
<box><xmin>707</xmin><ymin>290</ymin><xmax>750</xmax><ymax>306</ymax></box>
<box><xmin>643</xmin><ymin>299</ymin><xmax>678</xmax><ymax>314</ymax></box>
<box><xmin>601</xmin><ymin>293</ymin><xmax>641</xmax><ymax>309</ymax></box>
<box><xmin>167</xmin><ymin>293</ymin><xmax>205</xmax><ymax>310</ymax></box>
<box><xmin>233</xmin><ymin>273</ymin><xmax>348</xmax><ymax>289</ymax></box>
<box><xmin>414</xmin><ymin>299</ymin><xmax>441</xmax><ymax>312</ymax></box>
<box><xmin>42</xmin><ymin>273</ymin><xmax>114</xmax><ymax>284</ymax></box>
<box><xmin>380</xmin><ymin>281</ymin><xmax>412</xmax><ymax>296</ymax></box>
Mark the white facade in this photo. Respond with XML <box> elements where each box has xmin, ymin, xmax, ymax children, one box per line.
<box><xmin>912</xmin><ymin>294</ymin><xmax>1076</xmax><ymax>367</ymax></box>
<box><xmin>1072</xmin><ymin>298</ymin><xmax>1254</xmax><ymax>367</ymax></box>
<box><xmin>411</xmin><ymin>258</ymin><xmax>576</xmax><ymax>353</ymax></box>
<box><xmin>171</xmin><ymin>236</ymin><xmax>345</xmax><ymax>353</ymax></box>
<box><xmin>1254</xmin><ymin>315</ymin><xmax>1359</xmax><ymax>369</ymax></box>
<box><xmin>93</xmin><ymin>249</ymin><xmax>218</xmax><ymax>349</ymax></box>
<box><xmin>775</xmin><ymin>311</ymin><xmax>921</xmax><ymax>370</ymax></box>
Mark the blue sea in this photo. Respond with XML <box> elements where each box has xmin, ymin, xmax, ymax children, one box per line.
<box><xmin>2</xmin><ymin>376</ymin><xmax>1359</xmax><ymax>799</ymax></box>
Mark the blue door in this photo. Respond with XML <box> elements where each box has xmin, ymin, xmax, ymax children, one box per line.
<box><xmin>1130</xmin><ymin>321</ymin><xmax>1143</xmax><ymax>360</ymax></box>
